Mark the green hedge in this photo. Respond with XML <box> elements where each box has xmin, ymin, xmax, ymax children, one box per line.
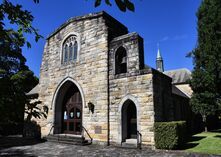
<box><xmin>154</xmin><ymin>121</ymin><xmax>186</xmax><ymax>150</ymax></box>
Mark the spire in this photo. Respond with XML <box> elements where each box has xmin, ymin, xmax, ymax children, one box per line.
<box><xmin>156</xmin><ymin>43</ymin><xmax>164</xmax><ymax>72</ymax></box>
<box><xmin>157</xmin><ymin>43</ymin><xmax>162</xmax><ymax>59</ymax></box>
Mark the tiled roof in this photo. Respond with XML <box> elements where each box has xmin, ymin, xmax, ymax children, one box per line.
<box><xmin>164</xmin><ymin>68</ymin><xmax>191</xmax><ymax>84</ymax></box>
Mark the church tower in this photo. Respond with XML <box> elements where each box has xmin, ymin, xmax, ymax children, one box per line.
<box><xmin>156</xmin><ymin>44</ymin><xmax>164</xmax><ymax>72</ymax></box>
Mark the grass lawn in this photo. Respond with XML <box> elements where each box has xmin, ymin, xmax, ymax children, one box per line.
<box><xmin>185</xmin><ymin>130</ymin><xmax>221</xmax><ymax>155</ymax></box>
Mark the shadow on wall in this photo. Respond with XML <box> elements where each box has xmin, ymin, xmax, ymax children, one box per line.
<box><xmin>23</xmin><ymin>121</ymin><xmax>41</xmax><ymax>139</ymax></box>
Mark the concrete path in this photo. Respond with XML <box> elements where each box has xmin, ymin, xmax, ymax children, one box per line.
<box><xmin>0</xmin><ymin>138</ymin><xmax>220</xmax><ymax>157</ymax></box>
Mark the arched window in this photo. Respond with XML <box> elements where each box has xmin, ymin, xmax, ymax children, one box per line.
<box><xmin>64</xmin><ymin>44</ymin><xmax>68</xmax><ymax>63</ymax></box>
<box><xmin>73</xmin><ymin>41</ymin><xmax>78</xmax><ymax>60</ymax></box>
<box><xmin>69</xmin><ymin>43</ymin><xmax>73</xmax><ymax>61</ymax></box>
<box><xmin>62</xmin><ymin>35</ymin><xmax>78</xmax><ymax>63</ymax></box>
<box><xmin>115</xmin><ymin>46</ymin><xmax>127</xmax><ymax>74</ymax></box>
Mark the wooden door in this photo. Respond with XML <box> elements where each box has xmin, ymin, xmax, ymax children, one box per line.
<box><xmin>62</xmin><ymin>90</ymin><xmax>82</xmax><ymax>134</ymax></box>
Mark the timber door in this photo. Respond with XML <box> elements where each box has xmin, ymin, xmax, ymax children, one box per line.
<box><xmin>62</xmin><ymin>87</ymin><xmax>82</xmax><ymax>134</ymax></box>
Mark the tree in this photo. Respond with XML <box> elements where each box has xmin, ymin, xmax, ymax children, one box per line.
<box><xmin>190</xmin><ymin>0</ymin><xmax>221</xmax><ymax>132</ymax></box>
<box><xmin>0</xmin><ymin>0</ymin><xmax>41</xmax><ymax>124</ymax></box>
<box><xmin>94</xmin><ymin>0</ymin><xmax>135</xmax><ymax>12</ymax></box>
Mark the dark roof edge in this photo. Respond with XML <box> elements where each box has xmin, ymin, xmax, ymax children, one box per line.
<box><xmin>151</xmin><ymin>68</ymin><xmax>173</xmax><ymax>81</ymax></box>
<box><xmin>46</xmin><ymin>11</ymin><xmax>127</xmax><ymax>40</ymax></box>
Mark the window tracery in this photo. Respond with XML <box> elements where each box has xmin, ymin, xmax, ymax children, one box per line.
<box><xmin>62</xmin><ymin>35</ymin><xmax>78</xmax><ymax>63</ymax></box>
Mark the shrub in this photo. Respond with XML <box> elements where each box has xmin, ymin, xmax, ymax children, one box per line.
<box><xmin>0</xmin><ymin>122</ymin><xmax>23</xmax><ymax>136</ymax></box>
<box><xmin>154</xmin><ymin>121</ymin><xmax>186</xmax><ymax>149</ymax></box>
<box><xmin>23</xmin><ymin>120</ymin><xmax>41</xmax><ymax>139</ymax></box>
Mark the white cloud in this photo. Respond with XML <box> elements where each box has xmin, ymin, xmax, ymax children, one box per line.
<box><xmin>160</xmin><ymin>36</ymin><xmax>169</xmax><ymax>42</ymax></box>
<box><xmin>172</xmin><ymin>34</ymin><xmax>188</xmax><ymax>40</ymax></box>
<box><xmin>159</xmin><ymin>34</ymin><xmax>188</xmax><ymax>43</ymax></box>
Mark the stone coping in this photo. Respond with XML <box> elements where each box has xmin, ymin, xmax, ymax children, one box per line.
<box><xmin>46</xmin><ymin>11</ymin><xmax>127</xmax><ymax>40</ymax></box>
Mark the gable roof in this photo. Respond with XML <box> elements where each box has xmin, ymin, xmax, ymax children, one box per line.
<box><xmin>26</xmin><ymin>84</ymin><xmax>39</xmax><ymax>96</ymax></box>
<box><xmin>164</xmin><ymin>68</ymin><xmax>191</xmax><ymax>84</ymax></box>
<box><xmin>46</xmin><ymin>11</ymin><xmax>127</xmax><ymax>40</ymax></box>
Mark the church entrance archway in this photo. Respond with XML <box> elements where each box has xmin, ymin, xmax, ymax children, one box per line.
<box><xmin>121</xmin><ymin>100</ymin><xmax>137</xmax><ymax>142</ymax></box>
<box><xmin>54</xmin><ymin>80</ymin><xmax>83</xmax><ymax>135</ymax></box>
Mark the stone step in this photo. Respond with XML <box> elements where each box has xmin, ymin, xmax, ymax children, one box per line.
<box><xmin>121</xmin><ymin>139</ymin><xmax>138</xmax><ymax>149</ymax></box>
<box><xmin>47</xmin><ymin>134</ymin><xmax>84</xmax><ymax>141</ymax></box>
<box><xmin>45</xmin><ymin>134</ymin><xmax>90</xmax><ymax>146</ymax></box>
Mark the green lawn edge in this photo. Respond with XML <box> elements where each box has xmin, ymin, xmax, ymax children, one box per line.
<box><xmin>185</xmin><ymin>131</ymin><xmax>221</xmax><ymax>155</ymax></box>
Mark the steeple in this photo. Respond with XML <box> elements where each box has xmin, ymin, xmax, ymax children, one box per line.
<box><xmin>156</xmin><ymin>43</ymin><xmax>164</xmax><ymax>72</ymax></box>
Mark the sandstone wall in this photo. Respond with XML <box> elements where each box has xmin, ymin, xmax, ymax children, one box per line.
<box><xmin>38</xmin><ymin>14</ymin><xmax>110</xmax><ymax>141</ymax></box>
<box><xmin>108</xmin><ymin>33</ymin><xmax>155</xmax><ymax>146</ymax></box>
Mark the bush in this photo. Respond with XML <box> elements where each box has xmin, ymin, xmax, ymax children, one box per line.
<box><xmin>23</xmin><ymin>121</ymin><xmax>41</xmax><ymax>139</ymax></box>
<box><xmin>0</xmin><ymin>123</ymin><xmax>23</xmax><ymax>136</ymax></box>
<box><xmin>154</xmin><ymin>121</ymin><xmax>186</xmax><ymax>150</ymax></box>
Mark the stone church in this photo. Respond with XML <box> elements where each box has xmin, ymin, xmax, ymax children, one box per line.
<box><xmin>27</xmin><ymin>11</ymin><xmax>192</xmax><ymax>147</ymax></box>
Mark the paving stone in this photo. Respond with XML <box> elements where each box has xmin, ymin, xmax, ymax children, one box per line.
<box><xmin>0</xmin><ymin>141</ymin><xmax>220</xmax><ymax>157</ymax></box>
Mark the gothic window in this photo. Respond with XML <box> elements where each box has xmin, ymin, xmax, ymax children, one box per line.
<box><xmin>115</xmin><ymin>46</ymin><xmax>127</xmax><ymax>74</ymax></box>
<box><xmin>64</xmin><ymin>44</ymin><xmax>68</xmax><ymax>63</ymax></box>
<box><xmin>69</xmin><ymin>43</ymin><xmax>73</xmax><ymax>61</ymax></box>
<box><xmin>62</xmin><ymin>35</ymin><xmax>78</xmax><ymax>63</ymax></box>
<box><xmin>73</xmin><ymin>41</ymin><xmax>78</xmax><ymax>60</ymax></box>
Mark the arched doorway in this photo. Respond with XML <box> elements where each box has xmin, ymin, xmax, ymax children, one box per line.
<box><xmin>122</xmin><ymin>100</ymin><xmax>137</xmax><ymax>142</ymax></box>
<box><xmin>62</xmin><ymin>84</ymin><xmax>82</xmax><ymax>134</ymax></box>
<box><xmin>54</xmin><ymin>80</ymin><xmax>83</xmax><ymax>135</ymax></box>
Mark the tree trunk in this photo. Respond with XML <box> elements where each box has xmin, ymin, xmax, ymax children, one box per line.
<box><xmin>202</xmin><ymin>114</ymin><xmax>207</xmax><ymax>132</ymax></box>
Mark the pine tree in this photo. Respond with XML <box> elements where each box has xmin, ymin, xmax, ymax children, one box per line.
<box><xmin>190</xmin><ymin>0</ymin><xmax>221</xmax><ymax>132</ymax></box>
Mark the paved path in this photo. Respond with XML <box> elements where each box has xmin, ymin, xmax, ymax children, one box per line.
<box><xmin>0</xmin><ymin>138</ymin><xmax>220</xmax><ymax>157</ymax></box>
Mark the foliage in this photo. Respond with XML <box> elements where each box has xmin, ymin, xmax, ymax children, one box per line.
<box><xmin>186</xmin><ymin>130</ymin><xmax>221</xmax><ymax>155</ymax></box>
<box><xmin>189</xmin><ymin>0</ymin><xmax>221</xmax><ymax>132</ymax></box>
<box><xmin>25</xmin><ymin>98</ymin><xmax>48</xmax><ymax>122</ymax></box>
<box><xmin>0</xmin><ymin>122</ymin><xmax>23</xmax><ymax>136</ymax></box>
<box><xmin>154</xmin><ymin>121</ymin><xmax>186</xmax><ymax>150</ymax></box>
<box><xmin>94</xmin><ymin>0</ymin><xmax>135</xmax><ymax>12</ymax></box>
<box><xmin>0</xmin><ymin>0</ymin><xmax>41</xmax><ymax>124</ymax></box>
<box><xmin>0</xmin><ymin>69</ymin><xmax>39</xmax><ymax>123</ymax></box>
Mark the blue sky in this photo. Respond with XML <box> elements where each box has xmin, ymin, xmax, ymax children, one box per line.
<box><xmin>17</xmin><ymin>0</ymin><xmax>201</xmax><ymax>77</ymax></box>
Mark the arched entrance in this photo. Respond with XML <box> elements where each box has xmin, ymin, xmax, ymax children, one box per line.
<box><xmin>122</xmin><ymin>100</ymin><xmax>137</xmax><ymax>142</ymax></box>
<box><xmin>54</xmin><ymin>80</ymin><xmax>83</xmax><ymax>135</ymax></box>
<box><xmin>62</xmin><ymin>85</ymin><xmax>82</xmax><ymax>134</ymax></box>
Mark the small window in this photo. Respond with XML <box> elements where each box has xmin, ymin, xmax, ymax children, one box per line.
<box><xmin>115</xmin><ymin>46</ymin><xmax>127</xmax><ymax>74</ymax></box>
<box><xmin>62</xmin><ymin>35</ymin><xmax>78</xmax><ymax>63</ymax></box>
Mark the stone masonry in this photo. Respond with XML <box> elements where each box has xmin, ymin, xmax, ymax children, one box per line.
<box><xmin>33</xmin><ymin>11</ymin><xmax>176</xmax><ymax>147</ymax></box>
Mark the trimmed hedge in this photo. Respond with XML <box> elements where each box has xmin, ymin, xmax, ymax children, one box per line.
<box><xmin>154</xmin><ymin>121</ymin><xmax>186</xmax><ymax>150</ymax></box>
